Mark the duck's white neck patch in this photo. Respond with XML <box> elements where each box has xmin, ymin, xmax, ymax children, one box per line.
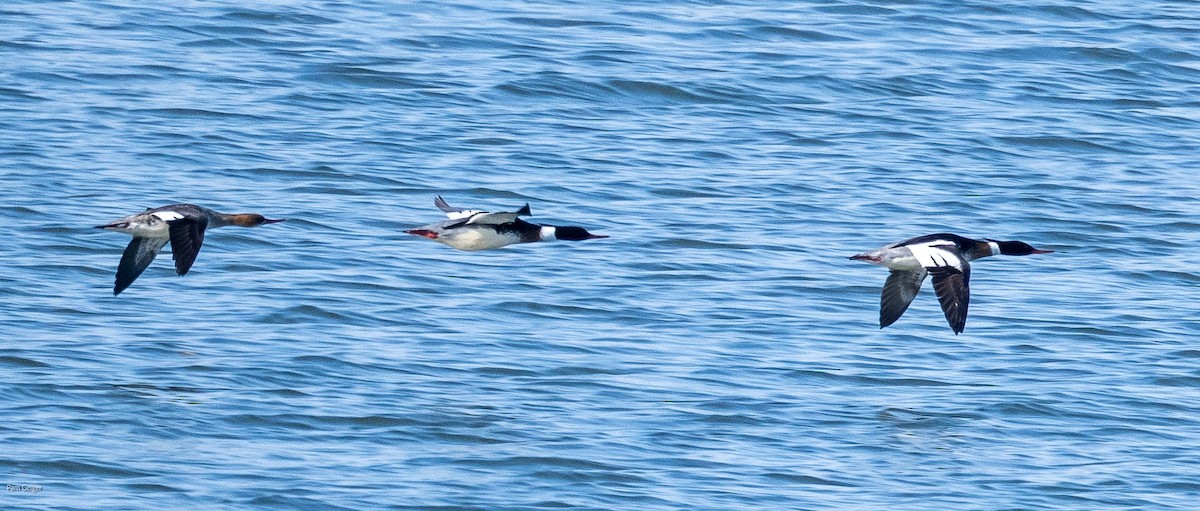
<box><xmin>539</xmin><ymin>226</ymin><xmax>557</xmax><ymax>241</ymax></box>
<box><xmin>988</xmin><ymin>241</ymin><xmax>1002</xmax><ymax>256</ymax></box>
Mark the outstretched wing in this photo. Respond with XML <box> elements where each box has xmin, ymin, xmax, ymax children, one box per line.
<box><xmin>167</xmin><ymin>217</ymin><xmax>208</xmax><ymax>276</ymax></box>
<box><xmin>464</xmin><ymin>204</ymin><xmax>532</xmax><ymax>225</ymax></box>
<box><xmin>880</xmin><ymin>269</ymin><xmax>927</xmax><ymax>328</ymax></box>
<box><xmin>904</xmin><ymin>242</ymin><xmax>972</xmax><ymax>334</ymax></box>
<box><xmin>929</xmin><ymin>264</ymin><xmax>971</xmax><ymax>334</ymax></box>
<box><xmin>114</xmin><ymin>237</ymin><xmax>168</xmax><ymax>295</ymax></box>
<box><xmin>434</xmin><ymin>195</ymin><xmax>485</xmax><ymax>220</ymax></box>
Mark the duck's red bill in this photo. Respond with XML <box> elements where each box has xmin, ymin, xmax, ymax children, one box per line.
<box><xmin>406</xmin><ymin>229</ymin><xmax>439</xmax><ymax>239</ymax></box>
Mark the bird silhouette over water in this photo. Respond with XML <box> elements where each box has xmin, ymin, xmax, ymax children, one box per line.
<box><xmin>851</xmin><ymin>233</ymin><xmax>1053</xmax><ymax>334</ymax></box>
<box><xmin>96</xmin><ymin>204</ymin><xmax>284</xmax><ymax>295</ymax></box>
<box><xmin>405</xmin><ymin>196</ymin><xmax>607</xmax><ymax>251</ymax></box>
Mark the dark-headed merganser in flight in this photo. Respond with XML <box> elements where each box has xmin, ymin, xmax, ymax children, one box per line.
<box><xmin>405</xmin><ymin>196</ymin><xmax>607</xmax><ymax>251</ymax></box>
<box><xmin>850</xmin><ymin>233</ymin><xmax>1052</xmax><ymax>334</ymax></box>
<box><xmin>96</xmin><ymin>204</ymin><xmax>284</xmax><ymax>295</ymax></box>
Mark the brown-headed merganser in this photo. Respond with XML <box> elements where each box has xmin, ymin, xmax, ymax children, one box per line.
<box><xmin>850</xmin><ymin>233</ymin><xmax>1053</xmax><ymax>334</ymax></box>
<box><xmin>95</xmin><ymin>204</ymin><xmax>284</xmax><ymax>295</ymax></box>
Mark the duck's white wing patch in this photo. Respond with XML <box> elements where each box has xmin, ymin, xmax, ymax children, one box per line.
<box><xmin>909</xmin><ymin>242</ymin><xmax>965</xmax><ymax>270</ymax></box>
<box><xmin>465</xmin><ymin>211</ymin><xmax>520</xmax><ymax>225</ymax></box>
<box><xmin>151</xmin><ymin>210</ymin><xmax>185</xmax><ymax>222</ymax></box>
<box><xmin>434</xmin><ymin>196</ymin><xmax>485</xmax><ymax>220</ymax></box>
<box><xmin>439</xmin><ymin>206</ymin><xmax>487</xmax><ymax>220</ymax></box>
<box><xmin>463</xmin><ymin>204</ymin><xmax>530</xmax><ymax>225</ymax></box>
<box><xmin>446</xmin><ymin>210</ymin><xmax>484</xmax><ymax>220</ymax></box>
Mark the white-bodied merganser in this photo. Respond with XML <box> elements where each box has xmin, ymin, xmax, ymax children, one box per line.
<box><xmin>850</xmin><ymin>233</ymin><xmax>1052</xmax><ymax>334</ymax></box>
<box><xmin>95</xmin><ymin>204</ymin><xmax>284</xmax><ymax>295</ymax></box>
<box><xmin>405</xmin><ymin>196</ymin><xmax>607</xmax><ymax>251</ymax></box>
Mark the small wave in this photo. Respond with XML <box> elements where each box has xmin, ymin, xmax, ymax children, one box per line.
<box><xmin>505</xmin><ymin>17</ymin><xmax>620</xmax><ymax>28</ymax></box>
<box><xmin>752</xmin><ymin>26</ymin><xmax>854</xmax><ymax>42</ymax></box>
<box><xmin>0</xmin><ymin>356</ymin><xmax>50</xmax><ymax>368</ymax></box>
<box><xmin>995</xmin><ymin>136</ymin><xmax>1135</xmax><ymax>154</ymax></box>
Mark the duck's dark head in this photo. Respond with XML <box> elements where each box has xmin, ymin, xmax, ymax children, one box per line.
<box><xmin>554</xmin><ymin>226</ymin><xmax>608</xmax><ymax>241</ymax></box>
<box><xmin>987</xmin><ymin>239</ymin><xmax>1053</xmax><ymax>256</ymax></box>
<box><xmin>231</xmin><ymin>213</ymin><xmax>285</xmax><ymax>227</ymax></box>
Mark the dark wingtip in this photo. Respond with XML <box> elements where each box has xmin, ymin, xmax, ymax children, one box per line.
<box><xmin>1032</xmin><ymin>249</ymin><xmax>1054</xmax><ymax>254</ymax></box>
<box><xmin>588</xmin><ymin>234</ymin><xmax>609</xmax><ymax>239</ymax></box>
<box><xmin>263</xmin><ymin>218</ymin><xmax>285</xmax><ymax>224</ymax></box>
<box><xmin>517</xmin><ymin>203</ymin><xmax>532</xmax><ymax>216</ymax></box>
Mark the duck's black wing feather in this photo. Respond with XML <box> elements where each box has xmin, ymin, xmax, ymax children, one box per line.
<box><xmin>114</xmin><ymin>237</ymin><xmax>168</xmax><ymax>295</ymax></box>
<box><xmin>464</xmin><ymin>204</ymin><xmax>532</xmax><ymax>225</ymax></box>
<box><xmin>435</xmin><ymin>195</ymin><xmax>467</xmax><ymax>214</ymax></box>
<box><xmin>880</xmin><ymin>269</ymin><xmax>927</xmax><ymax>328</ymax></box>
<box><xmin>929</xmin><ymin>264</ymin><xmax>971</xmax><ymax>334</ymax></box>
<box><xmin>168</xmin><ymin>217</ymin><xmax>208</xmax><ymax>276</ymax></box>
<box><xmin>896</xmin><ymin>233</ymin><xmax>977</xmax><ymax>250</ymax></box>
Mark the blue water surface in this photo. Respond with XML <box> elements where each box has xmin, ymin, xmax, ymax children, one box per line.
<box><xmin>2</xmin><ymin>1</ymin><xmax>1200</xmax><ymax>509</ymax></box>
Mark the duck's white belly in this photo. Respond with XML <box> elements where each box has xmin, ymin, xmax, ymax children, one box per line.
<box><xmin>438</xmin><ymin>228</ymin><xmax>520</xmax><ymax>251</ymax></box>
